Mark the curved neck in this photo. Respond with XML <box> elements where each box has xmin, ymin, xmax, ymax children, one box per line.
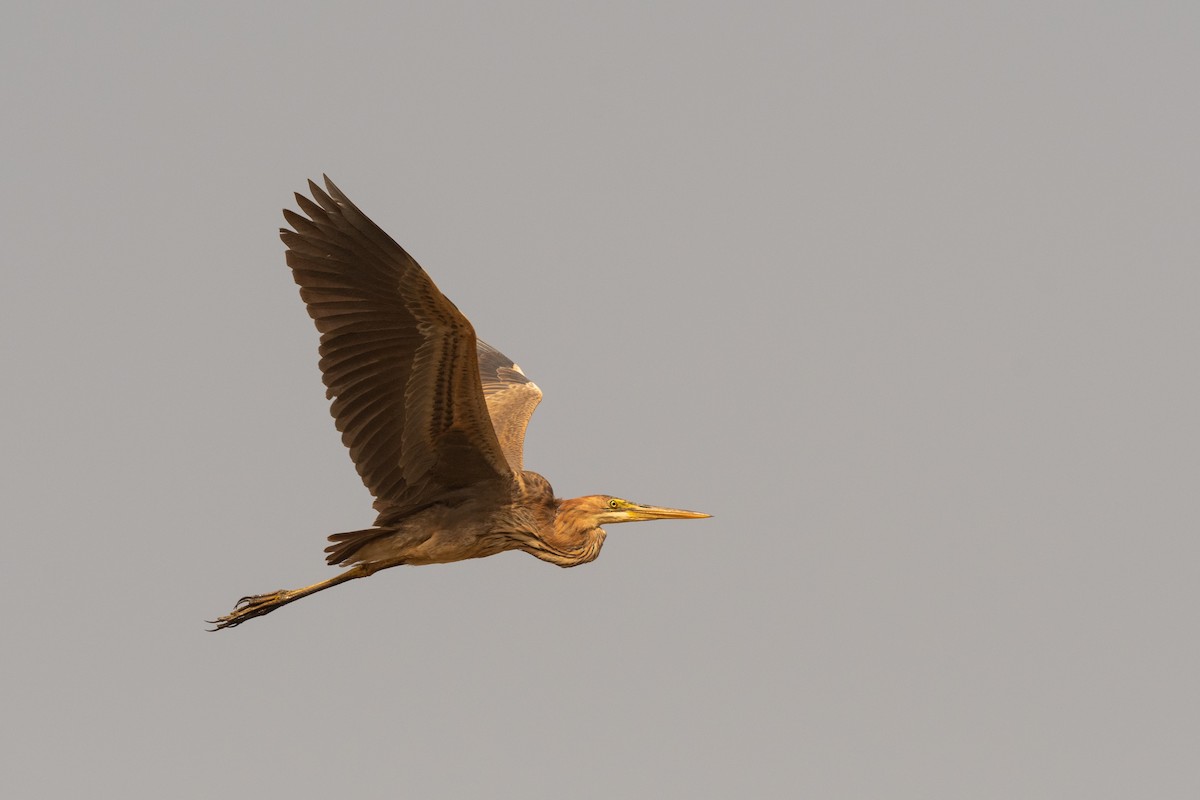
<box><xmin>514</xmin><ymin>500</ymin><xmax>607</xmax><ymax>567</ymax></box>
<box><xmin>520</xmin><ymin>525</ymin><xmax>606</xmax><ymax>567</ymax></box>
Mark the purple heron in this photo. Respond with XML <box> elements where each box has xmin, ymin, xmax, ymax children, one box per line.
<box><xmin>211</xmin><ymin>177</ymin><xmax>709</xmax><ymax>629</ymax></box>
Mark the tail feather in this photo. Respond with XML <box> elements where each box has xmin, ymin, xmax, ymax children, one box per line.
<box><xmin>325</xmin><ymin>527</ymin><xmax>391</xmax><ymax>566</ymax></box>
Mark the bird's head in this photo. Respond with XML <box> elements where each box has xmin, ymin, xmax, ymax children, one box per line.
<box><xmin>535</xmin><ymin>495</ymin><xmax>710</xmax><ymax>567</ymax></box>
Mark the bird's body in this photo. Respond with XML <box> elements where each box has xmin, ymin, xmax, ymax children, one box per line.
<box><xmin>324</xmin><ymin>471</ymin><xmax>584</xmax><ymax>569</ymax></box>
<box><xmin>212</xmin><ymin>177</ymin><xmax>708</xmax><ymax>629</ymax></box>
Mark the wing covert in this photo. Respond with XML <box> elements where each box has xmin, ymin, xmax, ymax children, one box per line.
<box><xmin>476</xmin><ymin>340</ymin><xmax>543</xmax><ymax>472</ymax></box>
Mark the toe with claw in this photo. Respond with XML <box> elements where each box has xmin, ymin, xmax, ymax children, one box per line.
<box><xmin>208</xmin><ymin>590</ymin><xmax>290</xmax><ymax>630</ymax></box>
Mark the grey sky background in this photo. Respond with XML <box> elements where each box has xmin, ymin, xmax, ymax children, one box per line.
<box><xmin>4</xmin><ymin>3</ymin><xmax>1198</xmax><ymax>797</ymax></box>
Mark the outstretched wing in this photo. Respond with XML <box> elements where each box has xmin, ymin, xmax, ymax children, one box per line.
<box><xmin>476</xmin><ymin>340</ymin><xmax>543</xmax><ymax>472</ymax></box>
<box><xmin>280</xmin><ymin>177</ymin><xmax>513</xmax><ymax>522</ymax></box>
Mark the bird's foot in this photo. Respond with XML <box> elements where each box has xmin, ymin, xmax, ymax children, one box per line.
<box><xmin>208</xmin><ymin>590</ymin><xmax>291</xmax><ymax>630</ymax></box>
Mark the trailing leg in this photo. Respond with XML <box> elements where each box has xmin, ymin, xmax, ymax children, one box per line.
<box><xmin>209</xmin><ymin>563</ymin><xmax>377</xmax><ymax>630</ymax></box>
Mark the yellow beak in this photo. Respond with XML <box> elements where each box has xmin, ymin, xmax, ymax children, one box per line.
<box><xmin>619</xmin><ymin>503</ymin><xmax>712</xmax><ymax>522</ymax></box>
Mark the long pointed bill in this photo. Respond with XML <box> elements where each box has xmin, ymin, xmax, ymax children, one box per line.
<box><xmin>621</xmin><ymin>504</ymin><xmax>711</xmax><ymax>522</ymax></box>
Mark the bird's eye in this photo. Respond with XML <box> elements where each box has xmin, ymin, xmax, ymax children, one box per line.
<box><xmin>608</xmin><ymin>499</ymin><xmax>620</xmax><ymax>508</ymax></box>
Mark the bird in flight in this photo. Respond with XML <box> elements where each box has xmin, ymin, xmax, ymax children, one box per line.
<box><xmin>211</xmin><ymin>177</ymin><xmax>710</xmax><ymax>629</ymax></box>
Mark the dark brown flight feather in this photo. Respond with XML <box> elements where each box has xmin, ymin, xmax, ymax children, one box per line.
<box><xmin>280</xmin><ymin>177</ymin><xmax>513</xmax><ymax>523</ymax></box>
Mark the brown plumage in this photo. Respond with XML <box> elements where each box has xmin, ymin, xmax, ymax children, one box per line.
<box><xmin>211</xmin><ymin>177</ymin><xmax>709</xmax><ymax>629</ymax></box>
